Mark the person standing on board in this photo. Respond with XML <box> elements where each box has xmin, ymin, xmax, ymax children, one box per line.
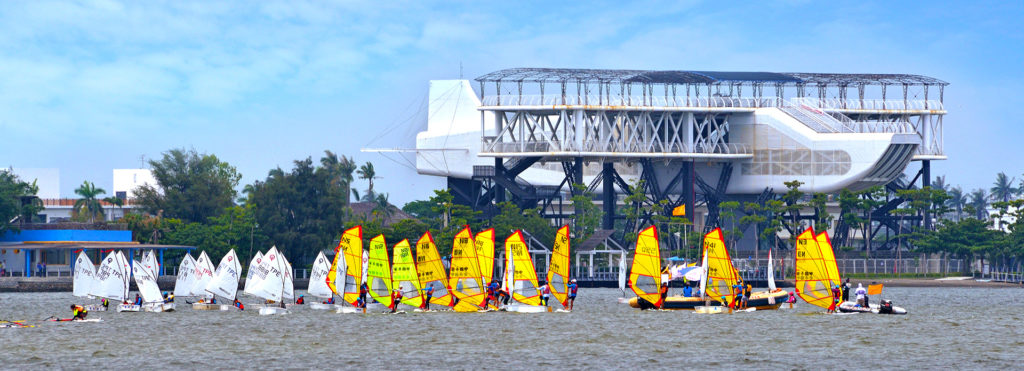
<box><xmin>390</xmin><ymin>289</ymin><xmax>403</xmax><ymax>313</ymax></box>
<box><xmin>70</xmin><ymin>304</ymin><xmax>88</xmax><ymax>320</ymax></box>
<box><xmin>538</xmin><ymin>283</ymin><xmax>550</xmax><ymax>306</ymax></box>
<box><xmin>422</xmin><ymin>284</ymin><xmax>434</xmax><ymax>311</ymax></box>
<box><xmin>786</xmin><ymin>291</ymin><xmax>796</xmax><ymax>309</ymax></box>
<box><xmin>568</xmin><ymin>279</ymin><xmax>578</xmax><ymax>311</ymax></box>
<box><xmin>855</xmin><ymin>283</ymin><xmax>867</xmax><ymax>307</ymax></box>
<box><xmin>358</xmin><ymin>282</ymin><xmax>368</xmax><ymax>308</ymax></box>
<box><xmin>842</xmin><ymin>278</ymin><xmax>851</xmax><ymax>302</ymax></box>
<box><xmin>483</xmin><ymin>281</ymin><xmax>499</xmax><ymax>308</ymax></box>
<box><xmin>658</xmin><ymin>282</ymin><xmax>668</xmax><ymax>309</ymax></box>
<box><xmin>742</xmin><ymin>284</ymin><xmax>752</xmax><ymax>309</ymax></box>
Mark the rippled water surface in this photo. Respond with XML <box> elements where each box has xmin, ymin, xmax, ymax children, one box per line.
<box><xmin>1</xmin><ymin>287</ymin><xmax>1022</xmax><ymax>369</ymax></box>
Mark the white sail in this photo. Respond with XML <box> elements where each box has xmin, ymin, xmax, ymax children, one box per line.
<box><xmin>698</xmin><ymin>247</ymin><xmax>709</xmax><ymax>298</ymax></box>
<box><xmin>173</xmin><ymin>254</ymin><xmax>197</xmax><ymax>297</ymax></box>
<box><xmin>332</xmin><ymin>249</ymin><xmax>347</xmax><ymax>295</ymax></box>
<box><xmin>132</xmin><ymin>259</ymin><xmax>163</xmax><ymax>303</ymax></box>
<box><xmin>243</xmin><ymin>251</ymin><xmax>264</xmax><ymax>295</ymax></box>
<box><xmin>361</xmin><ymin>250</ymin><xmax>369</xmax><ymax>286</ymax></box>
<box><xmin>307</xmin><ymin>251</ymin><xmax>333</xmax><ymax>299</ymax></box>
<box><xmin>250</xmin><ymin>246</ymin><xmax>286</xmax><ymax>302</ymax></box>
<box><xmin>617</xmin><ymin>252</ymin><xmax>627</xmax><ymax>292</ymax></box>
<box><xmin>116</xmin><ymin>251</ymin><xmax>132</xmax><ymax>300</ymax></box>
<box><xmin>190</xmin><ymin>251</ymin><xmax>215</xmax><ymax>297</ymax></box>
<box><xmin>73</xmin><ymin>251</ymin><xmax>97</xmax><ymax>298</ymax></box>
<box><xmin>143</xmin><ymin>250</ymin><xmax>160</xmax><ymax>277</ymax></box>
<box><xmin>92</xmin><ymin>251</ymin><xmax>126</xmax><ymax>301</ymax></box>
<box><xmin>206</xmin><ymin>249</ymin><xmax>242</xmax><ymax>300</ymax></box>
<box><xmin>283</xmin><ymin>259</ymin><xmax>295</xmax><ymax>300</ymax></box>
<box><xmin>767</xmin><ymin>249</ymin><xmax>776</xmax><ymax>291</ymax></box>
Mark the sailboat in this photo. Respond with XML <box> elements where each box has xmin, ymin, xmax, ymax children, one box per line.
<box><xmin>336</xmin><ymin>226</ymin><xmax>365</xmax><ymax>313</ymax></box>
<box><xmin>366</xmin><ymin>234</ymin><xmax>395</xmax><ymax>312</ymax></box>
<box><xmin>110</xmin><ymin>251</ymin><xmax>140</xmax><ymax>312</ymax></box>
<box><xmin>392</xmin><ymin>239</ymin><xmax>424</xmax><ymax>311</ymax></box>
<box><xmin>547</xmin><ymin>225</ymin><xmax>571</xmax><ymax>311</ymax></box>
<box><xmin>307</xmin><ymin>251</ymin><xmax>335</xmax><ymax>310</ymax></box>
<box><xmin>449</xmin><ymin>226</ymin><xmax>487</xmax><ymax>312</ymax></box>
<box><xmin>475</xmin><ymin>228</ymin><xmax>496</xmax><ymax>286</ymax></box>
<box><xmin>132</xmin><ymin>258</ymin><xmax>170</xmax><ymax>312</ymax></box>
<box><xmin>242</xmin><ymin>251</ymin><xmax>264</xmax><ymax>299</ymax></box>
<box><xmin>199</xmin><ymin>249</ymin><xmax>242</xmax><ymax>311</ymax></box>
<box><xmin>795</xmin><ymin>227</ymin><xmax>838</xmax><ymax>311</ymax></box>
<box><xmin>503</xmin><ymin>230</ymin><xmax>545</xmax><ymax>313</ymax></box>
<box><xmin>415</xmin><ymin>231</ymin><xmax>453</xmax><ymax>310</ymax></box>
<box><xmin>626</xmin><ymin>226</ymin><xmax>663</xmax><ymax>309</ymax></box>
<box><xmin>249</xmin><ymin>246</ymin><xmax>291</xmax><ymax>315</ymax></box>
<box><xmin>188</xmin><ymin>251</ymin><xmax>216</xmax><ymax>308</ymax></box>
<box><xmin>72</xmin><ymin>251</ymin><xmax>107</xmax><ymax>312</ymax></box>
<box><xmin>174</xmin><ymin>253</ymin><xmax>197</xmax><ymax>301</ymax></box>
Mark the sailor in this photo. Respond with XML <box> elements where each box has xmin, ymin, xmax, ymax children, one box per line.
<box><xmin>162</xmin><ymin>292</ymin><xmax>174</xmax><ymax>304</ymax></box>
<box><xmin>742</xmin><ymin>284</ymin><xmax>752</xmax><ymax>309</ymax></box>
<box><xmin>70</xmin><ymin>304</ymin><xmax>88</xmax><ymax>320</ymax></box>
<box><xmin>855</xmin><ymin>283</ymin><xmax>867</xmax><ymax>306</ymax></box>
<box><xmin>730</xmin><ymin>284</ymin><xmax>742</xmax><ymax>309</ymax></box>
<box><xmin>359</xmin><ymin>283</ymin><xmax>369</xmax><ymax>308</ymax></box>
<box><xmin>101</xmin><ymin>298</ymin><xmax>109</xmax><ymax>310</ymax></box>
<box><xmin>786</xmin><ymin>291</ymin><xmax>796</xmax><ymax>309</ymax></box>
<box><xmin>682</xmin><ymin>284</ymin><xmax>692</xmax><ymax>298</ymax></box>
<box><xmin>295</xmin><ymin>295</ymin><xmax>305</xmax><ymax>305</ymax></box>
<box><xmin>448</xmin><ymin>285</ymin><xmax>459</xmax><ymax>306</ymax></box>
<box><xmin>658</xmin><ymin>282</ymin><xmax>668</xmax><ymax>309</ymax></box>
<box><xmin>390</xmin><ymin>289</ymin><xmax>403</xmax><ymax>313</ymax></box>
<box><xmin>133</xmin><ymin>294</ymin><xmax>143</xmax><ymax>306</ymax></box>
<box><xmin>538</xmin><ymin>283</ymin><xmax>550</xmax><ymax>306</ymax></box>
<box><xmin>233</xmin><ymin>298</ymin><xmax>245</xmax><ymax>311</ymax></box>
<box><xmin>568</xmin><ymin>279</ymin><xmax>578</xmax><ymax>311</ymax></box>
<box><xmin>842</xmin><ymin>278</ymin><xmax>851</xmax><ymax>302</ymax></box>
<box><xmin>422</xmin><ymin>285</ymin><xmax>434</xmax><ymax>310</ymax></box>
<box><xmin>827</xmin><ymin>286</ymin><xmax>839</xmax><ymax>313</ymax></box>
<box><xmin>323</xmin><ymin>296</ymin><xmax>335</xmax><ymax>305</ymax></box>
<box><xmin>484</xmin><ymin>281</ymin><xmax>499</xmax><ymax>308</ymax></box>
<box><xmin>496</xmin><ymin>286</ymin><xmax>511</xmax><ymax>306</ymax></box>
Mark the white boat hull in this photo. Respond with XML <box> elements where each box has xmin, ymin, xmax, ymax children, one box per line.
<box><xmin>258</xmin><ymin>306</ymin><xmax>289</xmax><ymax>315</ymax></box>
<box><xmin>505</xmin><ymin>304</ymin><xmax>548</xmax><ymax>313</ymax></box>
<box><xmin>308</xmin><ymin>303</ymin><xmax>336</xmax><ymax>310</ymax></box>
<box><xmin>84</xmin><ymin>305</ymin><xmax>108</xmax><ymax>312</ymax></box>
<box><xmin>694</xmin><ymin>306</ymin><xmax>725</xmax><ymax>314</ymax></box>
<box><xmin>335</xmin><ymin>306</ymin><xmax>362</xmax><ymax>314</ymax></box>
<box><xmin>192</xmin><ymin>303</ymin><xmax>234</xmax><ymax>311</ymax></box>
<box><xmin>143</xmin><ymin>303</ymin><xmax>176</xmax><ymax>312</ymax></box>
<box><xmin>117</xmin><ymin>304</ymin><xmax>141</xmax><ymax>312</ymax></box>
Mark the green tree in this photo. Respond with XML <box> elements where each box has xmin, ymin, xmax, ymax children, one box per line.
<box><xmin>719</xmin><ymin>201</ymin><xmax>742</xmax><ymax>250</ymax></box>
<box><xmin>0</xmin><ymin>170</ymin><xmax>42</xmax><ymax>233</ymax></box>
<box><xmin>73</xmin><ymin>181</ymin><xmax>106</xmax><ymax>223</ymax></box>
<box><xmin>135</xmin><ymin>148</ymin><xmax>242</xmax><ymax>223</ymax></box>
<box><xmin>854</xmin><ymin>186</ymin><xmax>887</xmax><ymax>256</ymax></box>
<box><xmin>969</xmin><ymin>189</ymin><xmax>989</xmax><ymax>219</ymax></box>
<box><xmin>782</xmin><ymin>180</ymin><xmax>806</xmax><ymax>243</ymax></box>
<box><xmin>991</xmin><ymin>172</ymin><xmax>1018</xmax><ymax>203</ymax></box>
<box><xmin>569</xmin><ymin>184</ymin><xmax>602</xmax><ymax>245</ymax></box>
<box><xmin>320</xmin><ymin>150</ymin><xmax>357</xmax><ymax>205</ymax></box>
<box><xmin>402</xmin><ymin>199</ymin><xmax>440</xmax><ymax>219</ymax></box>
<box><xmin>946</xmin><ymin>186</ymin><xmax>968</xmax><ymax>222</ymax></box>
<box><xmin>357</xmin><ymin>162</ymin><xmax>378</xmax><ymax>201</ymax></box>
<box><xmin>103</xmin><ymin>196</ymin><xmax>124</xmax><ymax>221</ymax></box>
<box><xmin>245</xmin><ymin>154</ymin><xmax>349</xmax><ymax>264</ymax></box>
<box><xmin>808</xmin><ymin>192</ymin><xmax>833</xmax><ymax>230</ymax></box>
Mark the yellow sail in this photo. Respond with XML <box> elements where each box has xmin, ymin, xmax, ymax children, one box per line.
<box><xmin>547</xmin><ymin>225</ymin><xmax>571</xmax><ymax>307</ymax></box>
<box><xmin>475</xmin><ymin>228</ymin><xmax>496</xmax><ymax>285</ymax></box>
<box><xmin>366</xmin><ymin>234</ymin><xmax>393</xmax><ymax>308</ymax></box>
<box><xmin>415</xmin><ymin>231</ymin><xmax>453</xmax><ymax>307</ymax></box>
<box><xmin>702</xmin><ymin>228</ymin><xmax>739</xmax><ymax>305</ymax></box>
<box><xmin>629</xmin><ymin>225</ymin><xmax>662</xmax><ymax>307</ymax></box>
<box><xmin>506</xmin><ymin>230</ymin><xmax>541</xmax><ymax>305</ymax></box>
<box><xmin>448</xmin><ymin>226</ymin><xmax>486</xmax><ymax>307</ymax></box>
<box><xmin>816</xmin><ymin>231</ymin><xmax>842</xmax><ymax>285</ymax></box>
<box><xmin>795</xmin><ymin>227</ymin><xmax>834</xmax><ymax>309</ymax></box>
<box><xmin>340</xmin><ymin>226</ymin><xmax>363</xmax><ymax>307</ymax></box>
<box><xmin>392</xmin><ymin>239</ymin><xmax>424</xmax><ymax>308</ymax></box>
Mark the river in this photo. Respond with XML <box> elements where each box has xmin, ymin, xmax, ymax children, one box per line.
<box><xmin>0</xmin><ymin>287</ymin><xmax>1020</xmax><ymax>368</ymax></box>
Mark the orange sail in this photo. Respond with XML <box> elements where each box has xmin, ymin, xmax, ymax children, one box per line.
<box><xmin>415</xmin><ymin>231</ymin><xmax>453</xmax><ymax>307</ymax></box>
<box><xmin>816</xmin><ymin>230</ymin><xmax>842</xmax><ymax>285</ymax></box>
<box><xmin>702</xmin><ymin>228</ymin><xmax>739</xmax><ymax>305</ymax></box>
<box><xmin>795</xmin><ymin>227</ymin><xmax>836</xmax><ymax>309</ymax></box>
<box><xmin>629</xmin><ymin>225</ymin><xmax>662</xmax><ymax>307</ymax></box>
<box><xmin>474</xmin><ymin>228</ymin><xmax>496</xmax><ymax>285</ymax></box>
<box><xmin>506</xmin><ymin>230</ymin><xmax>541</xmax><ymax>305</ymax></box>
<box><xmin>546</xmin><ymin>225</ymin><xmax>571</xmax><ymax>307</ymax></box>
<box><xmin>448</xmin><ymin>226</ymin><xmax>486</xmax><ymax>308</ymax></box>
<box><xmin>339</xmin><ymin>226</ymin><xmax>363</xmax><ymax>307</ymax></box>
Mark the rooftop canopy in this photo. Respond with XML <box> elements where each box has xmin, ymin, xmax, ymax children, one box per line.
<box><xmin>476</xmin><ymin>68</ymin><xmax>948</xmax><ymax>86</ymax></box>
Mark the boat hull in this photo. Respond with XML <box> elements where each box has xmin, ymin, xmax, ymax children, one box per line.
<box><xmin>309</xmin><ymin>303</ymin><xmax>336</xmax><ymax>310</ymax></box>
<box><xmin>192</xmin><ymin>303</ymin><xmax>234</xmax><ymax>311</ymax></box>
<box><xmin>84</xmin><ymin>305</ymin><xmax>108</xmax><ymax>312</ymax></box>
<box><xmin>117</xmin><ymin>304</ymin><xmax>141</xmax><ymax>312</ymax></box>
<box><xmin>505</xmin><ymin>304</ymin><xmax>548</xmax><ymax>313</ymax></box>
<box><xmin>628</xmin><ymin>289</ymin><xmax>789</xmax><ymax>310</ymax></box>
<box><xmin>143</xmin><ymin>303</ymin><xmax>176</xmax><ymax>312</ymax></box>
<box><xmin>258</xmin><ymin>306</ymin><xmax>288</xmax><ymax>315</ymax></box>
<box><xmin>838</xmin><ymin>301</ymin><xmax>907</xmax><ymax>315</ymax></box>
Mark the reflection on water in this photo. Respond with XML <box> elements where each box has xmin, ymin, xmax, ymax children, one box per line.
<box><xmin>0</xmin><ymin>287</ymin><xmax>1021</xmax><ymax>368</ymax></box>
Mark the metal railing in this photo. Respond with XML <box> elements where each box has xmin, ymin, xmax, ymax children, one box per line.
<box><xmin>482</xmin><ymin>140</ymin><xmax>753</xmax><ymax>155</ymax></box>
<box><xmin>791</xmin><ymin>97</ymin><xmax>945</xmax><ymax>112</ymax></box>
<box><xmin>481</xmin><ymin>95</ymin><xmax>780</xmax><ymax>108</ymax></box>
<box><xmin>780</xmin><ymin>100</ymin><xmax>916</xmax><ymax>134</ymax></box>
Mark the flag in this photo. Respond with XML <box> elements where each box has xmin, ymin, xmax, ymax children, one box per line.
<box><xmin>867</xmin><ymin>284</ymin><xmax>883</xmax><ymax>296</ymax></box>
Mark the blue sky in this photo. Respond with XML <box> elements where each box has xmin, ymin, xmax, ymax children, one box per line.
<box><xmin>1</xmin><ymin>0</ymin><xmax>1021</xmax><ymax>205</ymax></box>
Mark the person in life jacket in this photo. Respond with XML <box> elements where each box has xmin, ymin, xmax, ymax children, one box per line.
<box><xmin>133</xmin><ymin>294</ymin><xmax>143</xmax><ymax>306</ymax></box>
<box><xmin>495</xmin><ymin>285</ymin><xmax>510</xmax><ymax>306</ymax></box>
<box><xmin>323</xmin><ymin>296</ymin><xmax>335</xmax><ymax>305</ymax></box>
<box><xmin>295</xmin><ymin>295</ymin><xmax>305</xmax><ymax>305</ymax></box>
<box><xmin>568</xmin><ymin>279</ymin><xmax>579</xmax><ymax>310</ymax></box>
<box><xmin>422</xmin><ymin>285</ymin><xmax>434</xmax><ymax>311</ymax></box>
<box><xmin>233</xmin><ymin>298</ymin><xmax>244</xmax><ymax>311</ymax></box>
<box><xmin>358</xmin><ymin>283</ymin><xmax>368</xmax><ymax>308</ymax></box>
<box><xmin>538</xmin><ymin>283</ymin><xmax>550</xmax><ymax>306</ymax></box>
<box><xmin>787</xmin><ymin>291</ymin><xmax>796</xmax><ymax>308</ymax></box>
<box><xmin>483</xmin><ymin>281</ymin><xmax>499</xmax><ymax>308</ymax></box>
<box><xmin>70</xmin><ymin>304</ymin><xmax>88</xmax><ymax>320</ymax></box>
<box><xmin>101</xmin><ymin>299</ymin><xmax>109</xmax><ymax>310</ymax></box>
<box><xmin>390</xmin><ymin>289</ymin><xmax>403</xmax><ymax>313</ymax></box>
<box><xmin>448</xmin><ymin>286</ymin><xmax>458</xmax><ymax>306</ymax></box>
<box><xmin>658</xmin><ymin>282</ymin><xmax>669</xmax><ymax>309</ymax></box>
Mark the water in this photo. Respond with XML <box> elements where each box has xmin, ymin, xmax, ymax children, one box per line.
<box><xmin>0</xmin><ymin>287</ymin><xmax>1021</xmax><ymax>368</ymax></box>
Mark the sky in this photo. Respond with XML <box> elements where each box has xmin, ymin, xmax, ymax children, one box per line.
<box><xmin>1</xmin><ymin>0</ymin><xmax>1022</xmax><ymax>205</ymax></box>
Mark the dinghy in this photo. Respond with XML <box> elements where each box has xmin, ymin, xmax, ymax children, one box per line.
<box><xmin>448</xmin><ymin>226</ymin><xmax>487</xmax><ymax>312</ymax></box>
<box><xmin>173</xmin><ymin>253</ymin><xmax>197</xmax><ymax>302</ymax></box>
<box><xmin>415</xmin><ymin>231</ymin><xmax>454</xmax><ymax>310</ymax></box>
<box><xmin>200</xmin><ymin>249</ymin><xmax>242</xmax><ymax>311</ymax></box>
<box><xmin>111</xmin><ymin>251</ymin><xmax>140</xmax><ymax>312</ymax></box>
<box><xmin>91</xmin><ymin>251</ymin><xmax>130</xmax><ymax>312</ymax></box>
<box><xmin>502</xmin><ymin>231</ymin><xmax>546</xmax><ymax>313</ymax></box>
<box><xmin>307</xmin><ymin>251</ymin><xmax>335</xmax><ymax>310</ymax></box>
<box><xmin>73</xmin><ymin>251</ymin><xmax>107</xmax><ymax>312</ymax></box>
<box><xmin>190</xmin><ymin>251</ymin><xmax>220</xmax><ymax>310</ymax></box>
<box><xmin>838</xmin><ymin>283</ymin><xmax>908</xmax><ymax>315</ymax></box>
<box><xmin>546</xmin><ymin>225</ymin><xmax>572</xmax><ymax>311</ymax></box>
<box><xmin>249</xmin><ymin>246</ymin><xmax>291</xmax><ymax>315</ymax></box>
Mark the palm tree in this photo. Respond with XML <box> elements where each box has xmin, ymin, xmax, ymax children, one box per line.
<box><xmin>990</xmin><ymin>172</ymin><xmax>1018</xmax><ymax>203</ymax></box>
<box><xmin>946</xmin><ymin>186</ymin><xmax>968</xmax><ymax>221</ymax></box>
<box><xmin>969</xmin><ymin>188</ymin><xmax>989</xmax><ymax>220</ymax></box>
<box><xmin>74</xmin><ymin>181</ymin><xmax>107</xmax><ymax>222</ymax></box>
<box><xmin>102</xmin><ymin>196</ymin><xmax>124</xmax><ymax>221</ymax></box>
<box><xmin>357</xmin><ymin>162</ymin><xmax>378</xmax><ymax>201</ymax></box>
<box><xmin>372</xmin><ymin>193</ymin><xmax>393</xmax><ymax>224</ymax></box>
<box><xmin>322</xmin><ymin>151</ymin><xmax>358</xmax><ymax>205</ymax></box>
<box><xmin>932</xmin><ymin>175</ymin><xmax>948</xmax><ymax>193</ymax></box>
